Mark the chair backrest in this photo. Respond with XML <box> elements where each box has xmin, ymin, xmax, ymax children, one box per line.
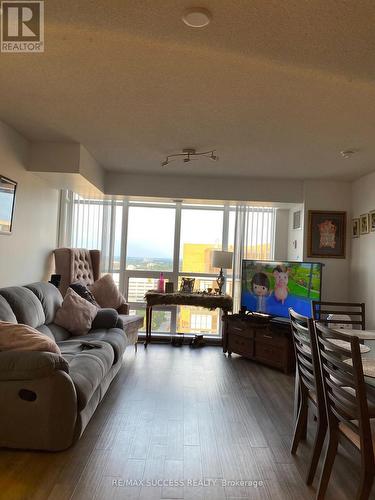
<box><xmin>54</xmin><ymin>248</ymin><xmax>101</xmax><ymax>295</ymax></box>
<box><xmin>289</xmin><ymin>308</ymin><xmax>325</xmax><ymax>411</ymax></box>
<box><xmin>312</xmin><ymin>301</ymin><xmax>365</xmax><ymax>330</ymax></box>
<box><xmin>314</xmin><ymin>322</ymin><xmax>374</xmax><ymax>455</ymax></box>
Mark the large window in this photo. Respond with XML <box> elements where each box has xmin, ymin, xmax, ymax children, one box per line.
<box><xmin>62</xmin><ymin>195</ymin><xmax>276</xmax><ymax>337</ymax></box>
<box><xmin>126</xmin><ymin>206</ymin><xmax>175</xmax><ymax>271</ymax></box>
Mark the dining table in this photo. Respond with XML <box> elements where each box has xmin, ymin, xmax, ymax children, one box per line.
<box><xmin>333</xmin><ymin>328</ymin><xmax>375</xmax><ymax>386</ymax></box>
<box><xmin>332</xmin><ymin>327</ymin><xmax>375</xmax><ymax>341</ymax></box>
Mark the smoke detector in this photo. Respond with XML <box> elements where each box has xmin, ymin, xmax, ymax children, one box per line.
<box><xmin>182</xmin><ymin>8</ymin><xmax>212</xmax><ymax>28</ymax></box>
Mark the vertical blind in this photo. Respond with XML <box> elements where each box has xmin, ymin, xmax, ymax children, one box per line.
<box><xmin>231</xmin><ymin>205</ymin><xmax>276</xmax><ymax>312</ymax></box>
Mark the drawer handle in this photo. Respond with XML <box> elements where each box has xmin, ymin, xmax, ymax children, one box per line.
<box><xmin>262</xmin><ymin>334</ymin><xmax>273</xmax><ymax>339</ymax></box>
<box><xmin>232</xmin><ymin>327</ymin><xmax>244</xmax><ymax>332</ymax></box>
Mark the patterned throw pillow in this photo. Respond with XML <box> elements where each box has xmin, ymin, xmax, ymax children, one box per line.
<box><xmin>55</xmin><ymin>288</ymin><xmax>98</xmax><ymax>336</ymax></box>
<box><xmin>69</xmin><ymin>282</ymin><xmax>100</xmax><ymax>308</ymax></box>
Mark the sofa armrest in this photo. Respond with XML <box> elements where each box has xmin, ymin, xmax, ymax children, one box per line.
<box><xmin>91</xmin><ymin>308</ymin><xmax>119</xmax><ymax>330</ymax></box>
<box><xmin>0</xmin><ymin>351</ymin><xmax>69</xmax><ymax>381</ymax></box>
<box><xmin>117</xmin><ymin>303</ymin><xmax>129</xmax><ymax>315</ymax></box>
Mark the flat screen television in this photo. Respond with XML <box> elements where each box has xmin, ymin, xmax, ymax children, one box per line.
<box><xmin>241</xmin><ymin>260</ymin><xmax>322</xmax><ymax>318</ymax></box>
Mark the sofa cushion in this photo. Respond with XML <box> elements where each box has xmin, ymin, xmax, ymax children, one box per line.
<box><xmin>0</xmin><ymin>287</ymin><xmax>45</xmax><ymax>329</ymax></box>
<box><xmin>58</xmin><ymin>340</ymin><xmax>114</xmax><ymax>410</ymax></box>
<box><xmin>0</xmin><ymin>296</ymin><xmax>17</xmax><ymax>323</ymax></box>
<box><xmin>26</xmin><ymin>283</ymin><xmax>63</xmax><ymax>325</ymax></box>
<box><xmin>55</xmin><ymin>288</ymin><xmax>98</xmax><ymax>336</ymax></box>
<box><xmin>36</xmin><ymin>324</ymin><xmax>57</xmax><ymax>341</ymax></box>
<box><xmin>71</xmin><ymin>328</ymin><xmax>127</xmax><ymax>364</ymax></box>
<box><xmin>48</xmin><ymin>323</ymin><xmax>71</xmax><ymax>342</ymax></box>
<box><xmin>0</xmin><ymin>321</ymin><xmax>61</xmax><ymax>354</ymax></box>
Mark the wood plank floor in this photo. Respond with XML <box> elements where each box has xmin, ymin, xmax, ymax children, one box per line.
<box><xmin>0</xmin><ymin>345</ymin><xmax>370</xmax><ymax>500</ymax></box>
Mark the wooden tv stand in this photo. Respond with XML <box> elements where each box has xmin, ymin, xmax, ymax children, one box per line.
<box><xmin>222</xmin><ymin>313</ymin><xmax>295</xmax><ymax>373</ymax></box>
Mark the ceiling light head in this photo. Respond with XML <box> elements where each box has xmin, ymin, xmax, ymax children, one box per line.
<box><xmin>161</xmin><ymin>159</ymin><xmax>169</xmax><ymax>167</ymax></box>
<box><xmin>182</xmin><ymin>8</ymin><xmax>212</xmax><ymax>28</ymax></box>
<box><xmin>340</xmin><ymin>149</ymin><xmax>356</xmax><ymax>159</ymax></box>
<box><xmin>210</xmin><ymin>153</ymin><xmax>218</xmax><ymax>161</ymax></box>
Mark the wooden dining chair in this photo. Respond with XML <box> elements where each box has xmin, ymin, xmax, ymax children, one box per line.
<box><xmin>314</xmin><ymin>322</ymin><xmax>375</xmax><ymax>499</ymax></box>
<box><xmin>312</xmin><ymin>301</ymin><xmax>366</xmax><ymax>330</ymax></box>
<box><xmin>289</xmin><ymin>308</ymin><xmax>327</xmax><ymax>485</ymax></box>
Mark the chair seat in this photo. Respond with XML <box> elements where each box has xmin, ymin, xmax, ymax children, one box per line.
<box><xmin>339</xmin><ymin>420</ymin><xmax>375</xmax><ymax>451</ymax></box>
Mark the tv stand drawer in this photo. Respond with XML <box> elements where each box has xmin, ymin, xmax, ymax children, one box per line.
<box><xmin>256</xmin><ymin>329</ymin><xmax>287</xmax><ymax>346</ymax></box>
<box><xmin>255</xmin><ymin>342</ymin><xmax>285</xmax><ymax>368</ymax></box>
<box><xmin>228</xmin><ymin>333</ymin><xmax>254</xmax><ymax>358</ymax></box>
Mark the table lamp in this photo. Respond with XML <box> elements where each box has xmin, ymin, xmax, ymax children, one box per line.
<box><xmin>211</xmin><ymin>250</ymin><xmax>233</xmax><ymax>295</ymax></box>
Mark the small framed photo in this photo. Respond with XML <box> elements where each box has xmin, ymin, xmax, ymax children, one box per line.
<box><xmin>370</xmin><ymin>211</ymin><xmax>375</xmax><ymax>232</ymax></box>
<box><xmin>352</xmin><ymin>218</ymin><xmax>360</xmax><ymax>238</ymax></box>
<box><xmin>360</xmin><ymin>213</ymin><xmax>369</xmax><ymax>235</ymax></box>
<box><xmin>307</xmin><ymin>210</ymin><xmax>346</xmax><ymax>258</ymax></box>
<box><xmin>293</xmin><ymin>210</ymin><xmax>301</xmax><ymax>230</ymax></box>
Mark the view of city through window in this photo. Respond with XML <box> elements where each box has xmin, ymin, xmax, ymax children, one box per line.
<box><xmin>70</xmin><ymin>195</ymin><xmax>275</xmax><ymax>336</ymax></box>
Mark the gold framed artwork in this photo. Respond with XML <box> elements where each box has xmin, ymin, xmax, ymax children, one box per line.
<box><xmin>352</xmin><ymin>218</ymin><xmax>360</xmax><ymax>238</ymax></box>
<box><xmin>307</xmin><ymin>210</ymin><xmax>346</xmax><ymax>259</ymax></box>
<box><xmin>360</xmin><ymin>213</ymin><xmax>369</xmax><ymax>235</ymax></box>
<box><xmin>370</xmin><ymin>210</ymin><xmax>375</xmax><ymax>232</ymax></box>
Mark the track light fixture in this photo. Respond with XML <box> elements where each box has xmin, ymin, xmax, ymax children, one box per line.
<box><xmin>161</xmin><ymin>148</ymin><xmax>219</xmax><ymax>167</ymax></box>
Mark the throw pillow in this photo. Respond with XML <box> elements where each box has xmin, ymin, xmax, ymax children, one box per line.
<box><xmin>89</xmin><ymin>274</ymin><xmax>125</xmax><ymax>309</ymax></box>
<box><xmin>0</xmin><ymin>321</ymin><xmax>61</xmax><ymax>354</ymax></box>
<box><xmin>55</xmin><ymin>288</ymin><xmax>98</xmax><ymax>336</ymax></box>
<box><xmin>69</xmin><ymin>282</ymin><xmax>100</xmax><ymax>308</ymax></box>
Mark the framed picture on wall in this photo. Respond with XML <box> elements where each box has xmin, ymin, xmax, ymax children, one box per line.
<box><xmin>360</xmin><ymin>213</ymin><xmax>369</xmax><ymax>235</ymax></box>
<box><xmin>352</xmin><ymin>218</ymin><xmax>360</xmax><ymax>238</ymax></box>
<box><xmin>293</xmin><ymin>210</ymin><xmax>301</xmax><ymax>230</ymax></box>
<box><xmin>307</xmin><ymin>210</ymin><xmax>346</xmax><ymax>258</ymax></box>
<box><xmin>370</xmin><ymin>211</ymin><xmax>375</xmax><ymax>232</ymax></box>
<box><xmin>0</xmin><ymin>176</ymin><xmax>17</xmax><ymax>235</ymax></box>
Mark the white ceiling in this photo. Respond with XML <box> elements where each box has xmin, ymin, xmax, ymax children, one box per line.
<box><xmin>1</xmin><ymin>0</ymin><xmax>375</xmax><ymax>180</ymax></box>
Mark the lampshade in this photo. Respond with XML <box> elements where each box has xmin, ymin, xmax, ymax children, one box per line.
<box><xmin>211</xmin><ymin>250</ymin><xmax>233</xmax><ymax>269</ymax></box>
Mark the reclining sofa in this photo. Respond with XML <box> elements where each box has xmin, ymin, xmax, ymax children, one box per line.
<box><xmin>0</xmin><ymin>281</ymin><xmax>141</xmax><ymax>451</ymax></box>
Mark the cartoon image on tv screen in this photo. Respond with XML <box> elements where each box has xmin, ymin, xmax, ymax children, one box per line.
<box><xmin>241</xmin><ymin>261</ymin><xmax>322</xmax><ymax>318</ymax></box>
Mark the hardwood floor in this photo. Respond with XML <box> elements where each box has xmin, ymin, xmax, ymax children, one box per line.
<box><xmin>0</xmin><ymin>345</ymin><xmax>369</xmax><ymax>500</ymax></box>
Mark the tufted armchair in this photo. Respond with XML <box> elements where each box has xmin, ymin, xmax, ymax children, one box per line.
<box><xmin>53</xmin><ymin>248</ymin><xmax>129</xmax><ymax>315</ymax></box>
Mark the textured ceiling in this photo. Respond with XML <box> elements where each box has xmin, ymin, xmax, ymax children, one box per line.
<box><xmin>1</xmin><ymin>0</ymin><xmax>375</xmax><ymax>179</ymax></box>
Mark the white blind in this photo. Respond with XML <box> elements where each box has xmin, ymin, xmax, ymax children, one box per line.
<box><xmin>232</xmin><ymin>205</ymin><xmax>276</xmax><ymax>312</ymax></box>
<box><xmin>60</xmin><ymin>192</ymin><xmax>117</xmax><ymax>273</ymax></box>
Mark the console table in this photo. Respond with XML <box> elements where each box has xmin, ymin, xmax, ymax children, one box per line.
<box><xmin>144</xmin><ymin>291</ymin><xmax>233</xmax><ymax>346</ymax></box>
<box><xmin>223</xmin><ymin>313</ymin><xmax>295</xmax><ymax>373</ymax></box>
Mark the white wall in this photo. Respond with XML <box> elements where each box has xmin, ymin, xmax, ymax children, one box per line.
<box><xmin>106</xmin><ymin>172</ymin><xmax>304</xmax><ymax>204</ymax></box>
<box><xmin>303</xmin><ymin>180</ymin><xmax>351</xmax><ymax>302</ymax></box>
<box><xmin>351</xmin><ymin>172</ymin><xmax>375</xmax><ymax>327</ymax></box>
<box><xmin>0</xmin><ymin>122</ymin><xmax>59</xmax><ymax>287</ymax></box>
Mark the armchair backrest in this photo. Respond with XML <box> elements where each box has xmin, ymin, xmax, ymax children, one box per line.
<box><xmin>54</xmin><ymin>248</ymin><xmax>101</xmax><ymax>295</ymax></box>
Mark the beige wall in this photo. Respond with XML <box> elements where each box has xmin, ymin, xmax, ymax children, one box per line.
<box><xmin>351</xmin><ymin>172</ymin><xmax>375</xmax><ymax>327</ymax></box>
<box><xmin>0</xmin><ymin>122</ymin><xmax>59</xmax><ymax>287</ymax></box>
